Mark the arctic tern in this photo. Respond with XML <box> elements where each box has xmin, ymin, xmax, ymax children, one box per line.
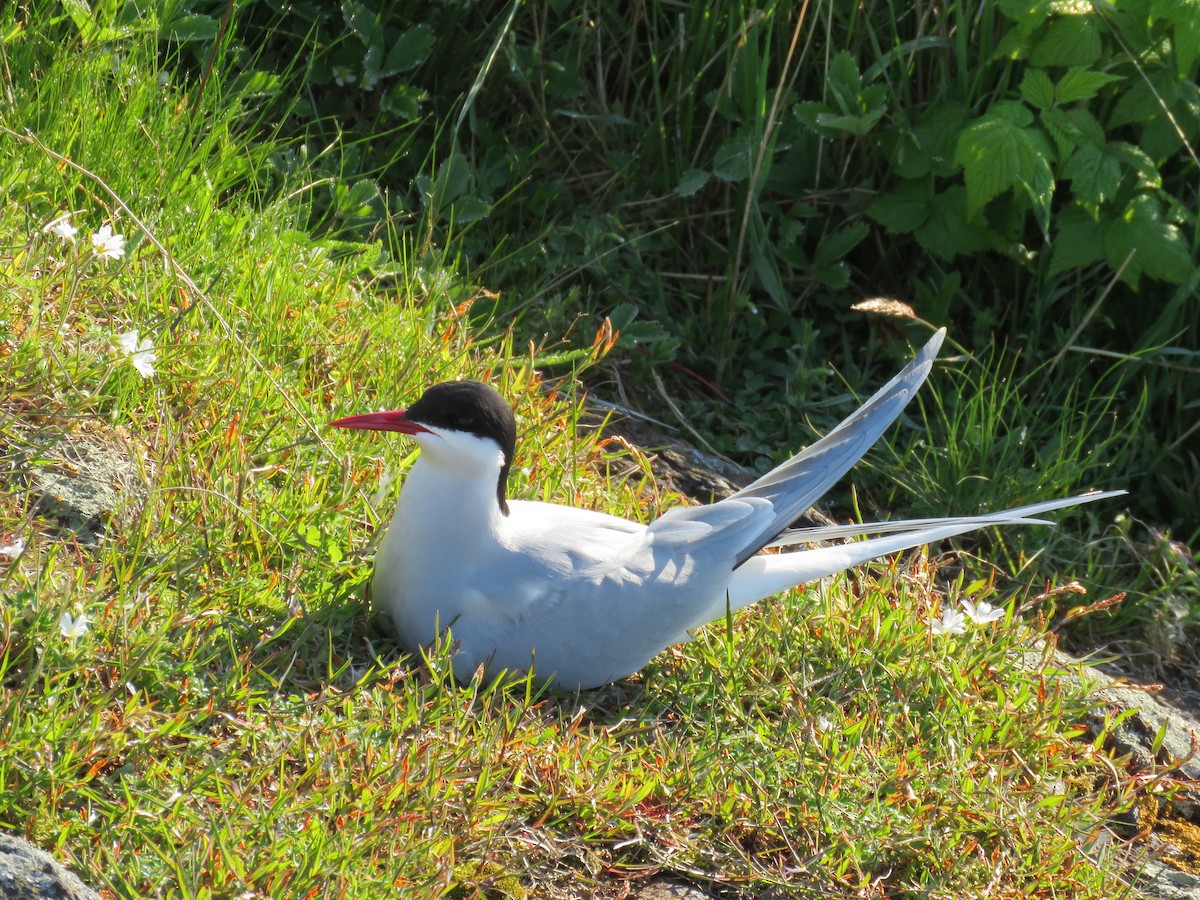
<box><xmin>330</xmin><ymin>329</ymin><xmax>1123</xmax><ymax>689</ymax></box>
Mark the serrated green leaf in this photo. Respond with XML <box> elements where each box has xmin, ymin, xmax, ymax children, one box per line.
<box><xmin>1055</xmin><ymin>67</ymin><xmax>1123</xmax><ymax>103</ymax></box>
<box><xmin>955</xmin><ymin>111</ymin><xmax>1054</xmax><ymax>219</ymax></box>
<box><xmin>384</xmin><ymin>24</ymin><xmax>434</xmax><ymax>75</ymax></box>
<box><xmin>998</xmin><ymin>0</ymin><xmax>1054</xmax><ymax>39</ymax></box>
<box><xmin>914</xmin><ymin>187</ymin><xmax>996</xmax><ymax>261</ymax></box>
<box><xmin>1152</xmin><ymin>0</ymin><xmax>1200</xmax><ymax>77</ymax></box>
<box><xmin>828</xmin><ymin>51</ymin><xmax>864</xmax><ymax>111</ymax></box>
<box><xmin>1030</xmin><ymin>15</ymin><xmax>1102</xmax><ymax>67</ymax></box>
<box><xmin>1020</xmin><ymin>69</ymin><xmax>1056</xmax><ymax>109</ymax></box>
<box><xmin>868</xmin><ymin>179</ymin><xmax>933</xmax><ymax>234</ymax></box>
<box><xmin>1109</xmin><ymin>80</ymin><xmax>1159</xmax><ymax>127</ymax></box>
<box><xmin>992</xmin><ymin>99</ymin><xmax>1035</xmax><ymax>126</ymax></box>
<box><xmin>813</xmin><ymin>221</ymin><xmax>869</xmax><ymax>267</ymax></box>
<box><xmin>676</xmin><ymin>169</ymin><xmax>711</xmax><ymax>197</ymax></box>
<box><xmin>450</xmin><ymin>195</ymin><xmax>490</xmax><ymax>225</ymax></box>
<box><xmin>713</xmin><ymin>139</ymin><xmax>754</xmax><ymax>182</ymax></box>
<box><xmin>381</xmin><ymin>83</ymin><xmax>428</xmax><ymax>119</ymax></box>
<box><xmin>1040</xmin><ymin>107</ymin><xmax>1078</xmax><ymax>160</ymax></box>
<box><xmin>1105</xmin><ymin>194</ymin><xmax>1194</xmax><ymax>286</ymax></box>
<box><xmin>342</xmin><ymin>0</ymin><xmax>375</xmax><ymax>44</ymax></box>
<box><xmin>793</xmin><ymin>101</ymin><xmax>830</xmax><ymax>132</ymax></box>
<box><xmin>1108</xmin><ymin>142</ymin><xmax>1162</xmax><ymax>189</ymax></box>
<box><xmin>1049</xmin><ymin>207</ymin><xmax>1105</xmax><ymax>275</ymax></box>
<box><xmin>814</xmin><ymin>108</ymin><xmax>886</xmax><ymax>136</ymax></box>
<box><xmin>808</xmin><ymin>261</ymin><xmax>851</xmax><ymax>288</ymax></box>
<box><xmin>1063</xmin><ymin>142</ymin><xmax>1122</xmax><ymax>209</ymax></box>
<box><xmin>890</xmin><ymin>103</ymin><xmax>969</xmax><ymax>178</ymax></box>
<box><xmin>1066</xmin><ymin>107</ymin><xmax>1105</xmax><ymax>144</ymax></box>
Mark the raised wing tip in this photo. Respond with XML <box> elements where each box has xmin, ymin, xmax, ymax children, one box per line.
<box><xmin>921</xmin><ymin>327</ymin><xmax>947</xmax><ymax>360</ymax></box>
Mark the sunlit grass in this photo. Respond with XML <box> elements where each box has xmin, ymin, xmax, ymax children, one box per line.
<box><xmin>0</xmin><ymin>8</ymin><xmax>1152</xmax><ymax>900</ymax></box>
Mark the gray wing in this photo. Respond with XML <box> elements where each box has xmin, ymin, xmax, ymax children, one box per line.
<box><xmin>729</xmin><ymin>328</ymin><xmax>946</xmax><ymax>567</ymax></box>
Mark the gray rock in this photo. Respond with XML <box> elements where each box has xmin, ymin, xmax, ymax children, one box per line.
<box><xmin>0</xmin><ymin>833</ymin><xmax>99</xmax><ymax>900</ymax></box>
<box><xmin>26</xmin><ymin>431</ymin><xmax>149</xmax><ymax>545</ymax></box>
<box><xmin>1136</xmin><ymin>857</ymin><xmax>1200</xmax><ymax>900</ymax></box>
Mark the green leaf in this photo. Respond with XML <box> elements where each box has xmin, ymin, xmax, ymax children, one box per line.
<box><xmin>1040</xmin><ymin>107</ymin><xmax>1078</xmax><ymax>160</ymax></box>
<box><xmin>814</xmin><ymin>107</ymin><xmax>886</xmax><ymax>136</ymax></box>
<box><xmin>1062</xmin><ymin>142</ymin><xmax>1122</xmax><ymax>210</ymax></box>
<box><xmin>991</xmin><ymin>99</ymin><xmax>1035</xmax><ymax>126</ymax></box>
<box><xmin>868</xmin><ymin>179</ymin><xmax>933</xmax><ymax>234</ymax></box>
<box><xmin>417</xmin><ymin>155</ymin><xmax>471</xmax><ymax>211</ymax></box>
<box><xmin>713</xmin><ymin>139</ymin><xmax>754</xmax><ymax>182</ymax></box>
<box><xmin>383</xmin><ymin>24</ymin><xmax>434</xmax><ymax>75</ymax></box>
<box><xmin>828</xmin><ymin>51</ymin><xmax>864</xmax><ymax>112</ymax></box>
<box><xmin>1109</xmin><ymin>80</ymin><xmax>1160</xmax><ymax>128</ymax></box>
<box><xmin>1030</xmin><ymin>15</ymin><xmax>1102</xmax><ymax>67</ymax></box>
<box><xmin>914</xmin><ymin>187</ymin><xmax>996</xmax><ymax>261</ymax></box>
<box><xmin>229</xmin><ymin>70</ymin><xmax>279</xmax><ymax>98</ymax></box>
<box><xmin>1176</xmin><ymin>9</ymin><xmax>1200</xmax><ymax>77</ymax></box>
<box><xmin>1049</xmin><ymin>208</ymin><xmax>1105</xmax><ymax>276</ymax></box>
<box><xmin>381</xmin><ymin>84</ymin><xmax>428</xmax><ymax>119</ymax></box>
<box><xmin>889</xmin><ymin>102</ymin><xmax>969</xmax><ymax>178</ymax></box>
<box><xmin>1020</xmin><ymin>69</ymin><xmax>1056</xmax><ymax>109</ymax></box>
<box><xmin>1066</xmin><ymin>107</ymin><xmax>1105</xmax><ymax>145</ymax></box>
<box><xmin>955</xmin><ymin>109</ymin><xmax>1054</xmax><ymax>219</ymax></box>
<box><xmin>1105</xmin><ymin>194</ymin><xmax>1194</xmax><ymax>286</ymax></box>
<box><xmin>342</xmin><ymin>0</ymin><xmax>375</xmax><ymax>44</ymax></box>
<box><xmin>754</xmin><ymin>242</ymin><xmax>788</xmax><ymax>299</ymax></box>
<box><xmin>161</xmin><ymin>13</ymin><xmax>218</xmax><ymax>42</ymax></box>
<box><xmin>1108</xmin><ymin>142</ymin><xmax>1162</xmax><ymax>190</ymax></box>
<box><xmin>1151</xmin><ymin>0</ymin><xmax>1200</xmax><ymax>77</ymax></box>
<box><xmin>998</xmin><ymin>0</ymin><xmax>1054</xmax><ymax>39</ymax></box>
<box><xmin>676</xmin><ymin>169</ymin><xmax>711</xmax><ymax>197</ymax></box>
<box><xmin>813</xmin><ymin>221</ymin><xmax>869</xmax><ymax>267</ymax></box>
<box><xmin>1055</xmin><ymin>67</ymin><xmax>1124</xmax><ymax>103</ymax></box>
<box><xmin>793</xmin><ymin>101</ymin><xmax>830</xmax><ymax>132</ymax></box>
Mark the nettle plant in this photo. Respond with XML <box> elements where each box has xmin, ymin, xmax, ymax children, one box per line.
<box><xmin>856</xmin><ymin>0</ymin><xmax>1199</xmax><ymax>290</ymax></box>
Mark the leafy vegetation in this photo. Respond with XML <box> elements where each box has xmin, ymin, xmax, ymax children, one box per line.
<box><xmin>0</xmin><ymin>0</ymin><xmax>1195</xmax><ymax>896</ymax></box>
<box><xmin>134</xmin><ymin>0</ymin><xmax>1197</xmax><ymax>534</ymax></box>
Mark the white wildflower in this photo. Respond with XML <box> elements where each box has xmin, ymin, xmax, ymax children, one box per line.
<box><xmin>962</xmin><ymin>598</ymin><xmax>1005</xmax><ymax>625</ymax></box>
<box><xmin>91</xmin><ymin>224</ymin><xmax>126</xmax><ymax>260</ymax></box>
<box><xmin>332</xmin><ymin>66</ymin><xmax>357</xmax><ymax>86</ymax></box>
<box><xmin>116</xmin><ymin>329</ymin><xmax>157</xmax><ymax>378</ymax></box>
<box><xmin>361</xmin><ymin>70</ymin><xmax>379</xmax><ymax>92</ymax></box>
<box><xmin>929</xmin><ymin>606</ymin><xmax>967</xmax><ymax>636</ymax></box>
<box><xmin>58</xmin><ymin>610</ymin><xmax>90</xmax><ymax>642</ymax></box>
<box><xmin>0</xmin><ymin>536</ymin><xmax>25</xmax><ymax>558</ymax></box>
<box><xmin>43</xmin><ymin>214</ymin><xmax>78</xmax><ymax>243</ymax></box>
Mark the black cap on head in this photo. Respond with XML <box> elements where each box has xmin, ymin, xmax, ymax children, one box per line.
<box><xmin>406</xmin><ymin>381</ymin><xmax>518</xmax><ymax>515</ymax></box>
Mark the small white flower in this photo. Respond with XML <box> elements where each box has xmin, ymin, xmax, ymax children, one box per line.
<box><xmin>58</xmin><ymin>610</ymin><xmax>89</xmax><ymax>642</ymax></box>
<box><xmin>116</xmin><ymin>329</ymin><xmax>157</xmax><ymax>378</ymax></box>
<box><xmin>929</xmin><ymin>606</ymin><xmax>967</xmax><ymax>636</ymax></box>
<box><xmin>0</xmin><ymin>536</ymin><xmax>25</xmax><ymax>558</ymax></box>
<box><xmin>43</xmin><ymin>214</ymin><xmax>78</xmax><ymax>242</ymax></box>
<box><xmin>962</xmin><ymin>598</ymin><xmax>1005</xmax><ymax>625</ymax></box>
<box><xmin>91</xmin><ymin>224</ymin><xmax>126</xmax><ymax>260</ymax></box>
<box><xmin>360</xmin><ymin>70</ymin><xmax>379</xmax><ymax>92</ymax></box>
<box><xmin>332</xmin><ymin>66</ymin><xmax>357</xmax><ymax>86</ymax></box>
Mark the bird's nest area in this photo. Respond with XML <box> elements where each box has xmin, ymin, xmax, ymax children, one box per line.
<box><xmin>4</xmin><ymin>406</ymin><xmax>1200</xmax><ymax>896</ymax></box>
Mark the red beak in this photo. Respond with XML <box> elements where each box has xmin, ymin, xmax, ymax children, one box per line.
<box><xmin>327</xmin><ymin>409</ymin><xmax>431</xmax><ymax>434</ymax></box>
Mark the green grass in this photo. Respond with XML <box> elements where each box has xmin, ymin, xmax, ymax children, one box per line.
<box><xmin>0</xmin><ymin>6</ymin><xmax>1168</xmax><ymax>899</ymax></box>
